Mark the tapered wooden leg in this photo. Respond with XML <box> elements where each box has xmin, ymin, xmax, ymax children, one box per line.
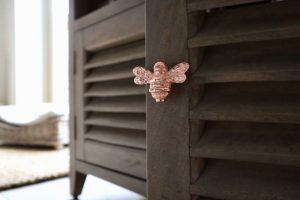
<box><xmin>71</xmin><ymin>171</ymin><xmax>87</xmax><ymax>199</ymax></box>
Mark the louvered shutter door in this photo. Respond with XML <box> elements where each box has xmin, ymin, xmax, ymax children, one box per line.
<box><xmin>73</xmin><ymin>1</ymin><xmax>146</xmax><ymax>192</ymax></box>
<box><xmin>187</xmin><ymin>0</ymin><xmax>300</xmax><ymax>199</ymax></box>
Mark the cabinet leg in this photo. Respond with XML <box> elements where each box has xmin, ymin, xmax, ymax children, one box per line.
<box><xmin>71</xmin><ymin>171</ymin><xmax>87</xmax><ymax>199</ymax></box>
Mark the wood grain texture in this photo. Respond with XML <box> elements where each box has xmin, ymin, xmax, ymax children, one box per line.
<box><xmin>192</xmin><ymin>38</ymin><xmax>300</xmax><ymax>83</ymax></box>
<box><xmin>85</xmin><ymin>112</ymin><xmax>146</xmax><ymax>131</ymax></box>
<box><xmin>84</xmin><ymin>40</ymin><xmax>145</xmax><ymax>70</ymax></box>
<box><xmin>190</xmin><ymin>121</ymin><xmax>300</xmax><ymax>167</ymax></box>
<box><xmin>188</xmin><ymin>1</ymin><xmax>300</xmax><ymax>47</ymax></box>
<box><xmin>82</xmin><ymin>3</ymin><xmax>145</xmax><ymax>51</ymax></box>
<box><xmin>84</xmin><ymin>59</ymin><xmax>144</xmax><ymax>83</ymax></box>
<box><xmin>190</xmin><ymin>82</ymin><xmax>300</xmax><ymax>124</ymax></box>
<box><xmin>146</xmin><ymin>0</ymin><xmax>190</xmax><ymax>199</ymax></box>
<box><xmin>188</xmin><ymin>11</ymin><xmax>207</xmax><ymax>187</ymax></box>
<box><xmin>76</xmin><ymin>160</ymin><xmax>146</xmax><ymax>195</ymax></box>
<box><xmin>85</xmin><ymin>126</ymin><xmax>146</xmax><ymax>149</ymax></box>
<box><xmin>190</xmin><ymin>160</ymin><xmax>300</xmax><ymax>200</ymax></box>
<box><xmin>69</xmin><ymin>1</ymin><xmax>87</xmax><ymax>197</ymax></box>
<box><xmin>74</xmin><ymin>32</ymin><xmax>87</xmax><ymax>160</ymax></box>
<box><xmin>74</xmin><ymin>0</ymin><xmax>144</xmax><ymax>31</ymax></box>
<box><xmin>84</xmin><ymin>65</ymin><xmax>133</xmax><ymax>83</ymax></box>
<box><xmin>70</xmin><ymin>0</ymin><xmax>146</xmax><ymax>197</ymax></box>
<box><xmin>188</xmin><ymin>1</ymin><xmax>300</xmax><ymax>200</ymax></box>
<box><xmin>84</xmin><ymin>79</ymin><xmax>145</xmax><ymax>97</ymax></box>
<box><xmin>188</xmin><ymin>0</ymin><xmax>265</xmax><ymax>11</ymax></box>
<box><xmin>84</xmin><ymin>140</ymin><xmax>146</xmax><ymax>179</ymax></box>
<box><xmin>85</xmin><ymin>95</ymin><xmax>145</xmax><ymax>113</ymax></box>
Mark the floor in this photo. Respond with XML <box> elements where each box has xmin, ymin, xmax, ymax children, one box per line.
<box><xmin>0</xmin><ymin>175</ymin><xmax>146</xmax><ymax>200</ymax></box>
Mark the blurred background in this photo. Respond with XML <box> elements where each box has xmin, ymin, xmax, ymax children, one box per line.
<box><xmin>0</xmin><ymin>0</ymin><xmax>69</xmax><ymax>106</ymax></box>
<box><xmin>0</xmin><ymin>0</ymin><xmax>70</xmax><ymax>193</ymax></box>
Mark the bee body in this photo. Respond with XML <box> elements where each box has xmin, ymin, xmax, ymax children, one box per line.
<box><xmin>133</xmin><ymin>61</ymin><xmax>189</xmax><ymax>102</ymax></box>
<box><xmin>149</xmin><ymin>75</ymin><xmax>171</xmax><ymax>102</ymax></box>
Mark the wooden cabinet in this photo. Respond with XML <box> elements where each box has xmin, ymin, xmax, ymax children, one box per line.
<box><xmin>146</xmin><ymin>0</ymin><xmax>300</xmax><ymax>200</ymax></box>
<box><xmin>69</xmin><ymin>0</ymin><xmax>146</xmax><ymax>198</ymax></box>
<box><xmin>70</xmin><ymin>0</ymin><xmax>300</xmax><ymax>199</ymax></box>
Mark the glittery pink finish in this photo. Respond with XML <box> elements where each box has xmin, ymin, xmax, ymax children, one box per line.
<box><xmin>133</xmin><ymin>61</ymin><xmax>190</xmax><ymax>102</ymax></box>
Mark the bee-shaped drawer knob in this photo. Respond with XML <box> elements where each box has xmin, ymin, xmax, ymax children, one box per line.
<box><xmin>133</xmin><ymin>61</ymin><xmax>190</xmax><ymax>102</ymax></box>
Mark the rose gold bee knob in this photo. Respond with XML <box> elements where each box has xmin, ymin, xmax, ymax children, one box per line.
<box><xmin>133</xmin><ymin>61</ymin><xmax>190</xmax><ymax>102</ymax></box>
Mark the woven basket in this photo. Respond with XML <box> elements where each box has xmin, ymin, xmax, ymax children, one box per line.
<box><xmin>0</xmin><ymin>116</ymin><xmax>68</xmax><ymax>149</ymax></box>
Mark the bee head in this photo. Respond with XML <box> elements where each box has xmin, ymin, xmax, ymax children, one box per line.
<box><xmin>154</xmin><ymin>62</ymin><xmax>168</xmax><ymax>75</ymax></box>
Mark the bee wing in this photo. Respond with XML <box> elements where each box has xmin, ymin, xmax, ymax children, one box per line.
<box><xmin>167</xmin><ymin>62</ymin><xmax>190</xmax><ymax>83</ymax></box>
<box><xmin>133</xmin><ymin>67</ymin><xmax>153</xmax><ymax>85</ymax></box>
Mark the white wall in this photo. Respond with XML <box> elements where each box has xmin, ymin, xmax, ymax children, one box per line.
<box><xmin>50</xmin><ymin>0</ymin><xmax>69</xmax><ymax>105</ymax></box>
<box><xmin>0</xmin><ymin>0</ymin><xmax>13</xmax><ymax>105</ymax></box>
<box><xmin>0</xmin><ymin>0</ymin><xmax>68</xmax><ymax>105</ymax></box>
<box><xmin>14</xmin><ymin>0</ymin><xmax>44</xmax><ymax>105</ymax></box>
<box><xmin>0</xmin><ymin>0</ymin><xmax>6</xmax><ymax>104</ymax></box>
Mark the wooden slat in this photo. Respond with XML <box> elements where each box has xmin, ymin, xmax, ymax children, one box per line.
<box><xmin>71</xmin><ymin>0</ymin><xmax>147</xmax><ymax>197</ymax></box>
<box><xmin>189</xmin><ymin>12</ymin><xmax>207</xmax><ymax>185</ymax></box>
<box><xmin>74</xmin><ymin>0</ymin><xmax>144</xmax><ymax>31</ymax></box>
<box><xmin>85</xmin><ymin>112</ymin><xmax>146</xmax><ymax>130</ymax></box>
<box><xmin>84</xmin><ymin>58</ymin><xmax>144</xmax><ymax>83</ymax></box>
<box><xmin>85</xmin><ymin>126</ymin><xmax>146</xmax><ymax>149</ymax></box>
<box><xmin>69</xmin><ymin>3</ymin><xmax>85</xmax><ymax>197</ymax></box>
<box><xmin>84</xmin><ymin>79</ymin><xmax>145</xmax><ymax>97</ymax></box>
<box><xmin>193</xmin><ymin>38</ymin><xmax>300</xmax><ymax>83</ymax></box>
<box><xmin>188</xmin><ymin>0</ymin><xmax>265</xmax><ymax>12</ymax></box>
<box><xmin>190</xmin><ymin>121</ymin><xmax>300</xmax><ymax>167</ymax></box>
<box><xmin>193</xmin><ymin>197</ymin><xmax>214</xmax><ymax>200</ymax></box>
<box><xmin>84</xmin><ymin>65</ymin><xmax>133</xmax><ymax>83</ymax></box>
<box><xmin>84</xmin><ymin>140</ymin><xmax>146</xmax><ymax>179</ymax></box>
<box><xmin>190</xmin><ymin>83</ymin><xmax>300</xmax><ymax>124</ymax></box>
<box><xmin>85</xmin><ymin>95</ymin><xmax>145</xmax><ymax>113</ymax></box>
<box><xmin>84</xmin><ymin>40</ymin><xmax>145</xmax><ymax>70</ymax></box>
<box><xmin>190</xmin><ymin>95</ymin><xmax>300</xmax><ymax>124</ymax></box>
<box><xmin>82</xmin><ymin>2</ymin><xmax>145</xmax><ymax>51</ymax></box>
<box><xmin>188</xmin><ymin>1</ymin><xmax>300</xmax><ymax>48</ymax></box>
<box><xmin>146</xmin><ymin>0</ymin><xmax>190</xmax><ymax>199</ymax></box>
<box><xmin>76</xmin><ymin>160</ymin><xmax>146</xmax><ymax>196</ymax></box>
<box><xmin>74</xmin><ymin>32</ymin><xmax>86</xmax><ymax>159</ymax></box>
<box><xmin>190</xmin><ymin>160</ymin><xmax>300</xmax><ymax>200</ymax></box>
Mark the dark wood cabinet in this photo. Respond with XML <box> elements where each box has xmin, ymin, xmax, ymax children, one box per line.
<box><xmin>146</xmin><ymin>0</ymin><xmax>300</xmax><ymax>199</ymax></box>
<box><xmin>69</xmin><ymin>0</ymin><xmax>146</xmax><ymax>198</ymax></box>
<box><xmin>70</xmin><ymin>0</ymin><xmax>300</xmax><ymax>199</ymax></box>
